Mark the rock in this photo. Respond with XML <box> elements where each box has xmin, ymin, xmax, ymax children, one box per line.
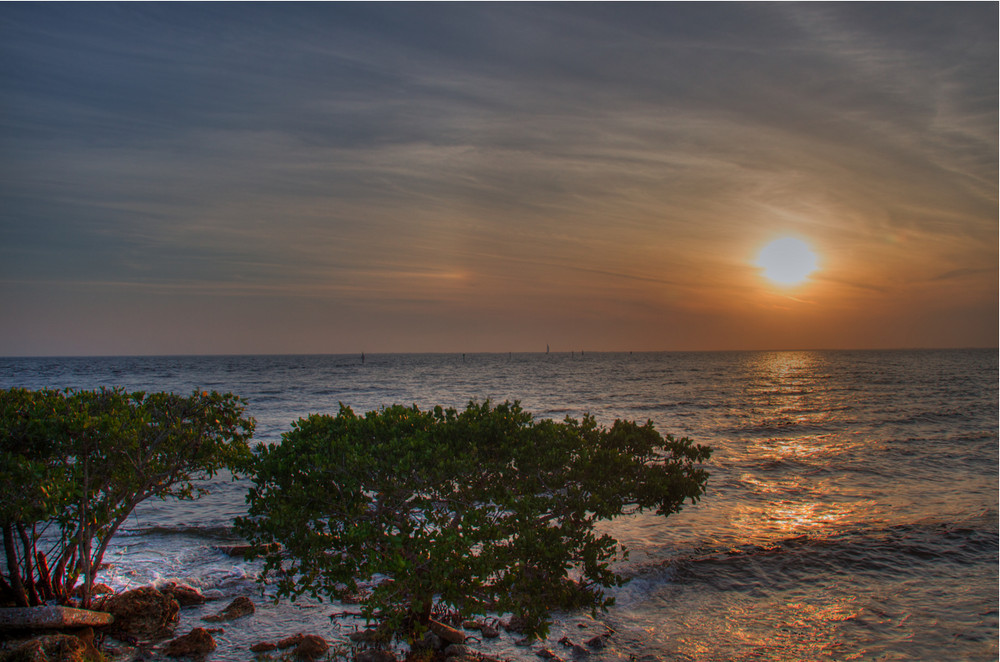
<box><xmin>97</xmin><ymin>638</ymin><xmax>139</xmax><ymax>661</ymax></box>
<box><xmin>64</xmin><ymin>628</ymin><xmax>103</xmax><ymax>660</ymax></box>
<box><xmin>428</xmin><ymin>619</ymin><xmax>466</xmax><ymax>645</ymax></box>
<box><xmin>74</xmin><ymin>628</ymin><xmax>96</xmax><ymax>647</ymax></box>
<box><xmin>354</xmin><ymin>650</ymin><xmax>396</xmax><ymax>662</ymax></box>
<box><xmin>557</xmin><ymin>637</ymin><xmax>590</xmax><ymax>656</ymax></box>
<box><xmin>461</xmin><ymin>619</ymin><xmax>499</xmax><ymax>638</ymax></box>
<box><xmin>339</xmin><ymin>590</ymin><xmax>368</xmax><ymax>604</ymax></box>
<box><xmin>215</xmin><ymin>543</ymin><xmax>280</xmax><ymax>558</ymax></box>
<box><xmin>275</xmin><ymin>632</ymin><xmax>328</xmax><ymax>658</ymax></box>
<box><xmin>291</xmin><ymin>635</ymin><xmax>328</xmax><ymax>660</ymax></box>
<box><xmin>160</xmin><ymin>583</ymin><xmax>207</xmax><ymax>606</ymax></box>
<box><xmin>0</xmin><ymin>633</ymin><xmax>96</xmax><ymax>662</ymax></box>
<box><xmin>272</xmin><ymin>632</ymin><xmax>328</xmax><ymax>658</ymax></box>
<box><xmin>277</xmin><ymin>634</ymin><xmax>306</xmax><ymax>649</ymax></box>
<box><xmin>98</xmin><ymin>587</ymin><xmax>179</xmax><ymax>640</ymax></box>
<box><xmin>0</xmin><ymin>606</ymin><xmax>114</xmax><ymax>630</ymax></box>
<box><xmin>410</xmin><ymin>630</ymin><xmax>442</xmax><ymax>652</ymax></box>
<box><xmin>163</xmin><ymin>627</ymin><xmax>217</xmax><ymax>658</ymax></box>
<box><xmin>250</xmin><ymin>641</ymin><xmax>277</xmax><ymax>653</ymax></box>
<box><xmin>201</xmin><ymin>596</ymin><xmax>254</xmax><ymax>622</ymax></box>
<box><xmin>536</xmin><ymin>649</ymin><xmax>559</xmax><ymax>660</ymax></box>
<box><xmin>0</xmin><ymin>637</ymin><xmax>46</xmax><ymax>662</ymax></box>
<box><xmin>443</xmin><ymin>643</ymin><xmax>473</xmax><ymax>657</ymax></box>
<box><xmin>584</xmin><ymin>635</ymin><xmax>607</xmax><ymax>649</ymax></box>
<box><xmin>347</xmin><ymin>628</ymin><xmax>386</xmax><ymax>644</ymax></box>
<box><xmin>503</xmin><ymin>615</ymin><xmax>530</xmax><ymax>634</ymax></box>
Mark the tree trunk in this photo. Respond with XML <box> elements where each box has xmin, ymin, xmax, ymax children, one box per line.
<box><xmin>16</xmin><ymin>524</ymin><xmax>41</xmax><ymax>606</ymax></box>
<box><xmin>0</xmin><ymin>573</ymin><xmax>16</xmax><ymax>605</ymax></box>
<box><xmin>79</xmin><ymin>528</ymin><xmax>92</xmax><ymax>609</ymax></box>
<box><xmin>2</xmin><ymin>523</ymin><xmax>29</xmax><ymax>608</ymax></box>
<box><xmin>79</xmin><ymin>458</ymin><xmax>92</xmax><ymax>609</ymax></box>
<box><xmin>52</xmin><ymin>540</ymin><xmax>77</xmax><ymax>604</ymax></box>
<box><xmin>36</xmin><ymin>551</ymin><xmax>55</xmax><ymax>601</ymax></box>
<box><xmin>406</xmin><ymin>594</ymin><xmax>434</xmax><ymax>641</ymax></box>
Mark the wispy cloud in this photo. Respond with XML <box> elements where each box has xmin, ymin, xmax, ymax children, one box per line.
<box><xmin>1</xmin><ymin>3</ymin><xmax>995</xmax><ymax>354</ymax></box>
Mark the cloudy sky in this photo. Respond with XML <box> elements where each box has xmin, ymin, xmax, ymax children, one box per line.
<box><xmin>1</xmin><ymin>3</ymin><xmax>996</xmax><ymax>355</ymax></box>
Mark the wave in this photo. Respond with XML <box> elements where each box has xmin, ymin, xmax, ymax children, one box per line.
<box><xmin>117</xmin><ymin>524</ymin><xmax>239</xmax><ymax>541</ymax></box>
<box><xmin>727</xmin><ymin>418</ymin><xmax>835</xmax><ymax>436</ymax></box>
<box><xmin>629</xmin><ymin>401</ymin><xmax>718</xmax><ymax>412</ymax></box>
<box><xmin>539</xmin><ymin>407</ymin><xmax>576</xmax><ymax>417</ymax></box>
<box><xmin>658</xmin><ymin>517</ymin><xmax>999</xmax><ymax>594</ymax></box>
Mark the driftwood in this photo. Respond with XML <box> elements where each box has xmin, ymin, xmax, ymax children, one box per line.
<box><xmin>0</xmin><ymin>605</ymin><xmax>114</xmax><ymax>629</ymax></box>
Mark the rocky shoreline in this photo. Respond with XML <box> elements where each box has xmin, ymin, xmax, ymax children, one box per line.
<box><xmin>0</xmin><ymin>582</ymin><xmax>616</xmax><ymax>662</ymax></box>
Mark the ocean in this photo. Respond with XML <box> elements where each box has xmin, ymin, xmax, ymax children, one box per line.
<box><xmin>2</xmin><ymin>350</ymin><xmax>997</xmax><ymax>661</ymax></box>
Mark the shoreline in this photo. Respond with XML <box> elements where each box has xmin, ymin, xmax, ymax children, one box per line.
<box><xmin>0</xmin><ymin>579</ymin><xmax>614</xmax><ymax>662</ymax></box>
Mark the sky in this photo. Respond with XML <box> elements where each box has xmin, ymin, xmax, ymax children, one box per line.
<box><xmin>1</xmin><ymin>3</ymin><xmax>996</xmax><ymax>356</ymax></box>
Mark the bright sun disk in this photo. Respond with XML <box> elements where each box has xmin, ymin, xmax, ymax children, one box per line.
<box><xmin>756</xmin><ymin>237</ymin><xmax>818</xmax><ymax>286</ymax></box>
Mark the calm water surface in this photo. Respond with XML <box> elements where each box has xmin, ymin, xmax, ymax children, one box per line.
<box><xmin>2</xmin><ymin>350</ymin><xmax>996</xmax><ymax>661</ymax></box>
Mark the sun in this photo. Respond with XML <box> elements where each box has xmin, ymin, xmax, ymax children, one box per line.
<box><xmin>756</xmin><ymin>237</ymin><xmax>818</xmax><ymax>286</ymax></box>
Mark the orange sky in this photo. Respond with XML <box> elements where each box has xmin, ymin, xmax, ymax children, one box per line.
<box><xmin>1</xmin><ymin>4</ymin><xmax>996</xmax><ymax>355</ymax></box>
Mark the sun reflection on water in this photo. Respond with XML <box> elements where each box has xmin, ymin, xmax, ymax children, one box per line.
<box><xmin>749</xmin><ymin>434</ymin><xmax>837</xmax><ymax>461</ymax></box>
<box><xmin>726</xmin><ymin>351</ymin><xmax>880</xmax><ymax>543</ymax></box>
<box><xmin>765</xmin><ymin>500</ymin><xmax>871</xmax><ymax>535</ymax></box>
<box><xmin>611</xmin><ymin>351</ymin><xmax>993</xmax><ymax>661</ymax></box>
<box><xmin>653</xmin><ymin>589</ymin><xmax>874</xmax><ymax>662</ymax></box>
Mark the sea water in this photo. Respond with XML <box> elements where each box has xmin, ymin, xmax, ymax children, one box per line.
<box><xmin>2</xmin><ymin>350</ymin><xmax>996</xmax><ymax>661</ymax></box>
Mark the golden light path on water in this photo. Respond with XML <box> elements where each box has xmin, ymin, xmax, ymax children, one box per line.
<box><xmin>733</xmin><ymin>352</ymin><xmax>878</xmax><ymax>539</ymax></box>
<box><xmin>628</xmin><ymin>350</ymin><xmax>888</xmax><ymax>661</ymax></box>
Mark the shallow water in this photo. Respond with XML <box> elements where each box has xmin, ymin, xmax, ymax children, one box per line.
<box><xmin>2</xmin><ymin>350</ymin><xmax>997</xmax><ymax>660</ymax></box>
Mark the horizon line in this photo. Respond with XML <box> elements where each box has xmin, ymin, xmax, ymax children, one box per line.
<box><xmin>2</xmin><ymin>346</ymin><xmax>996</xmax><ymax>361</ymax></box>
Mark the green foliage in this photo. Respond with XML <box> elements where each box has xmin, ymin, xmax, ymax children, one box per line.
<box><xmin>0</xmin><ymin>388</ymin><xmax>75</xmax><ymax>526</ymax></box>
<box><xmin>0</xmin><ymin>387</ymin><xmax>255</xmax><ymax>608</ymax></box>
<box><xmin>238</xmin><ymin>401</ymin><xmax>711</xmax><ymax>640</ymax></box>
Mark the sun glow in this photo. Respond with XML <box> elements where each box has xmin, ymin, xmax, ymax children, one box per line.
<box><xmin>756</xmin><ymin>237</ymin><xmax>818</xmax><ymax>286</ymax></box>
